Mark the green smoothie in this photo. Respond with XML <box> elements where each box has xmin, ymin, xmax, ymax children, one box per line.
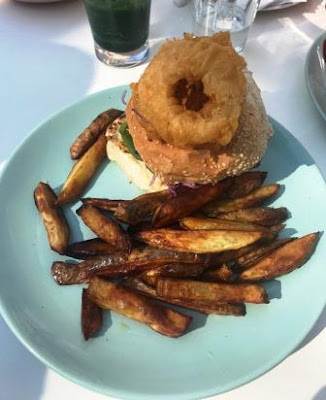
<box><xmin>83</xmin><ymin>0</ymin><xmax>151</xmax><ymax>53</ymax></box>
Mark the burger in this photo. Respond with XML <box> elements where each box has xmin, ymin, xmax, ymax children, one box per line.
<box><xmin>106</xmin><ymin>33</ymin><xmax>273</xmax><ymax>192</ymax></box>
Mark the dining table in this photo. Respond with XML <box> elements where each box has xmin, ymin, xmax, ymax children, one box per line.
<box><xmin>1</xmin><ymin>0</ymin><xmax>326</xmax><ymax>399</ymax></box>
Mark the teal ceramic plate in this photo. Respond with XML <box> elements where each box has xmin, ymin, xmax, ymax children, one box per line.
<box><xmin>305</xmin><ymin>31</ymin><xmax>326</xmax><ymax>121</ymax></box>
<box><xmin>0</xmin><ymin>86</ymin><xmax>325</xmax><ymax>400</ymax></box>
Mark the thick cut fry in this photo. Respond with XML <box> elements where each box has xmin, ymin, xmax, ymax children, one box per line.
<box><xmin>87</xmin><ymin>277</ymin><xmax>192</xmax><ymax>338</ymax></box>
<box><xmin>157</xmin><ymin>278</ymin><xmax>269</xmax><ymax>304</ymax></box>
<box><xmin>215</xmin><ymin>207</ymin><xmax>289</xmax><ymax>226</ymax></box>
<box><xmin>225</xmin><ymin>171</ymin><xmax>267</xmax><ymax>199</ymax></box>
<box><xmin>81</xmin><ymin>198</ymin><xmax>125</xmax><ymax>212</ymax></box>
<box><xmin>57</xmin><ymin>134</ymin><xmax>107</xmax><ymax>206</ymax></box>
<box><xmin>202</xmin><ymin>184</ymin><xmax>280</xmax><ymax>215</ymax></box>
<box><xmin>34</xmin><ymin>182</ymin><xmax>69</xmax><ymax>255</ymax></box>
<box><xmin>199</xmin><ymin>264</ymin><xmax>234</xmax><ymax>282</ymax></box>
<box><xmin>141</xmin><ymin>263</ymin><xmax>207</xmax><ymax>286</ymax></box>
<box><xmin>238</xmin><ymin>233</ymin><xmax>319</xmax><ymax>281</ymax></box>
<box><xmin>66</xmin><ymin>238</ymin><xmax>117</xmax><ymax>259</ymax></box>
<box><xmin>52</xmin><ymin>246</ymin><xmax>216</xmax><ymax>285</ymax></box>
<box><xmin>136</xmin><ymin>229</ymin><xmax>265</xmax><ymax>253</ymax></box>
<box><xmin>180</xmin><ymin>216</ymin><xmax>271</xmax><ymax>233</ymax></box>
<box><xmin>114</xmin><ymin>190</ymin><xmax>170</xmax><ymax>225</ymax></box>
<box><xmin>127</xmin><ymin>277</ymin><xmax>246</xmax><ymax>316</ymax></box>
<box><xmin>235</xmin><ymin>238</ymin><xmax>294</xmax><ymax>269</ymax></box>
<box><xmin>76</xmin><ymin>204</ymin><xmax>130</xmax><ymax>251</ymax></box>
<box><xmin>81</xmin><ymin>288</ymin><xmax>103</xmax><ymax>340</ymax></box>
<box><xmin>70</xmin><ymin>109</ymin><xmax>123</xmax><ymax>159</ymax></box>
<box><xmin>152</xmin><ymin>180</ymin><xmax>231</xmax><ymax>228</ymax></box>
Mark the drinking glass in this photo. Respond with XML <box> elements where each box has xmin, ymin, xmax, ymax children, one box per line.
<box><xmin>83</xmin><ymin>0</ymin><xmax>152</xmax><ymax>67</ymax></box>
<box><xmin>193</xmin><ymin>0</ymin><xmax>260</xmax><ymax>52</ymax></box>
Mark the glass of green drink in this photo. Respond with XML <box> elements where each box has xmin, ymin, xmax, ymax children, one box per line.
<box><xmin>83</xmin><ymin>0</ymin><xmax>152</xmax><ymax>67</ymax></box>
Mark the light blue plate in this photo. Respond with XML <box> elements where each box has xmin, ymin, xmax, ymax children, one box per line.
<box><xmin>0</xmin><ymin>86</ymin><xmax>325</xmax><ymax>400</ymax></box>
<box><xmin>305</xmin><ymin>31</ymin><xmax>326</xmax><ymax>121</ymax></box>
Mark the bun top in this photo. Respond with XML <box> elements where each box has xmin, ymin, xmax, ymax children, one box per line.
<box><xmin>126</xmin><ymin>71</ymin><xmax>273</xmax><ymax>185</ymax></box>
<box><xmin>131</xmin><ymin>33</ymin><xmax>247</xmax><ymax>148</ymax></box>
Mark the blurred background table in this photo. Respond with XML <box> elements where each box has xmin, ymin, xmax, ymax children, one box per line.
<box><xmin>1</xmin><ymin>0</ymin><xmax>326</xmax><ymax>399</ymax></box>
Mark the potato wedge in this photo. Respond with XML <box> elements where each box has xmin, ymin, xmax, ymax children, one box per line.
<box><xmin>225</xmin><ymin>171</ymin><xmax>267</xmax><ymax>199</ymax></box>
<box><xmin>156</xmin><ymin>278</ymin><xmax>269</xmax><ymax>304</ymax></box>
<box><xmin>76</xmin><ymin>204</ymin><xmax>130</xmax><ymax>251</ymax></box>
<box><xmin>70</xmin><ymin>109</ymin><xmax>123</xmax><ymax>159</ymax></box>
<box><xmin>34</xmin><ymin>182</ymin><xmax>69</xmax><ymax>255</ymax></box>
<box><xmin>81</xmin><ymin>198</ymin><xmax>125</xmax><ymax>212</ymax></box>
<box><xmin>238</xmin><ymin>233</ymin><xmax>319</xmax><ymax>281</ymax></box>
<box><xmin>136</xmin><ymin>229</ymin><xmax>265</xmax><ymax>253</ymax></box>
<box><xmin>180</xmin><ymin>216</ymin><xmax>271</xmax><ymax>233</ymax></box>
<box><xmin>141</xmin><ymin>263</ymin><xmax>207</xmax><ymax>286</ymax></box>
<box><xmin>87</xmin><ymin>277</ymin><xmax>192</xmax><ymax>338</ymax></box>
<box><xmin>215</xmin><ymin>207</ymin><xmax>289</xmax><ymax>226</ymax></box>
<box><xmin>52</xmin><ymin>246</ymin><xmax>216</xmax><ymax>285</ymax></box>
<box><xmin>235</xmin><ymin>238</ymin><xmax>294</xmax><ymax>269</ymax></box>
<box><xmin>152</xmin><ymin>180</ymin><xmax>231</xmax><ymax>228</ymax></box>
<box><xmin>202</xmin><ymin>184</ymin><xmax>280</xmax><ymax>216</ymax></box>
<box><xmin>114</xmin><ymin>190</ymin><xmax>170</xmax><ymax>225</ymax></box>
<box><xmin>81</xmin><ymin>288</ymin><xmax>103</xmax><ymax>340</ymax></box>
<box><xmin>127</xmin><ymin>277</ymin><xmax>246</xmax><ymax>316</ymax></box>
<box><xmin>57</xmin><ymin>134</ymin><xmax>107</xmax><ymax>206</ymax></box>
<box><xmin>199</xmin><ymin>264</ymin><xmax>234</xmax><ymax>282</ymax></box>
<box><xmin>66</xmin><ymin>238</ymin><xmax>117</xmax><ymax>259</ymax></box>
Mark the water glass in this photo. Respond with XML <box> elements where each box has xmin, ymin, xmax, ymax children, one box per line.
<box><xmin>193</xmin><ymin>0</ymin><xmax>260</xmax><ymax>52</ymax></box>
<box><xmin>83</xmin><ymin>0</ymin><xmax>152</xmax><ymax>68</ymax></box>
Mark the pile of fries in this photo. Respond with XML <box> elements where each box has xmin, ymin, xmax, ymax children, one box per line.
<box><xmin>33</xmin><ymin>109</ymin><xmax>319</xmax><ymax>339</ymax></box>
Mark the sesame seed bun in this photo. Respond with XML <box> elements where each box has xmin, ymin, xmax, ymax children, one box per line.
<box><xmin>126</xmin><ymin>71</ymin><xmax>273</xmax><ymax>185</ymax></box>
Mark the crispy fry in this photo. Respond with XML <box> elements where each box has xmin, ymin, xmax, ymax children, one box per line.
<box><xmin>202</xmin><ymin>184</ymin><xmax>280</xmax><ymax>215</ymax></box>
<box><xmin>141</xmin><ymin>263</ymin><xmax>207</xmax><ymax>286</ymax></box>
<box><xmin>66</xmin><ymin>238</ymin><xmax>117</xmax><ymax>259</ymax></box>
<box><xmin>81</xmin><ymin>198</ymin><xmax>125</xmax><ymax>212</ymax></box>
<box><xmin>57</xmin><ymin>134</ymin><xmax>108</xmax><ymax>206</ymax></box>
<box><xmin>34</xmin><ymin>182</ymin><xmax>69</xmax><ymax>255</ymax></box>
<box><xmin>81</xmin><ymin>288</ymin><xmax>103</xmax><ymax>340</ymax></box>
<box><xmin>225</xmin><ymin>171</ymin><xmax>267</xmax><ymax>199</ymax></box>
<box><xmin>52</xmin><ymin>246</ymin><xmax>216</xmax><ymax>285</ymax></box>
<box><xmin>235</xmin><ymin>238</ymin><xmax>294</xmax><ymax>269</ymax></box>
<box><xmin>76</xmin><ymin>204</ymin><xmax>130</xmax><ymax>251</ymax></box>
<box><xmin>127</xmin><ymin>277</ymin><xmax>246</xmax><ymax>316</ymax></box>
<box><xmin>199</xmin><ymin>264</ymin><xmax>234</xmax><ymax>282</ymax></box>
<box><xmin>70</xmin><ymin>109</ymin><xmax>123</xmax><ymax>159</ymax></box>
<box><xmin>87</xmin><ymin>277</ymin><xmax>192</xmax><ymax>337</ymax></box>
<box><xmin>238</xmin><ymin>233</ymin><xmax>319</xmax><ymax>281</ymax></box>
<box><xmin>180</xmin><ymin>216</ymin><xmax>271</xmax><ymax>233</ymax></box>
<box><xmin>152</xmin><ymin>180</ymin><xmax>231</xmax><ymax>228</ymax></box>
<box><xmin>214</xmin><ymin>207</ymin><xmax>289</xmax><ymax>226</ymax></box>
<box><xmin>114</xmin><ymin>190</ymin><xmax>170</xmax><ymax>225</ymax></box>
<box><xmin>156</xmin><ymin>278</ymin><xmax>269</xmax><ymax>304</ymax></box>
<box><xmin>136</xmin><ymin>229</ymin><xmax>265</xmax><ymax>253</ymax></box>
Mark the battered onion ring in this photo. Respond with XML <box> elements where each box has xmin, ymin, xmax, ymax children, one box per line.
<box><xmin>132</xmin><ymin>33</ymin><xmax>247</xmax><ymax>148</ymax></box>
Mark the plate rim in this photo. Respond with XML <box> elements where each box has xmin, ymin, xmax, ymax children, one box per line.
<box><xmin>305</xmin><ymin>31</ymin><xmax>326</xmax><ymax>122</ymax></box>
<box><xmin>0</xmin><ymin>86</ymin><xmax>326</xmax><ymax>400</ymax></box>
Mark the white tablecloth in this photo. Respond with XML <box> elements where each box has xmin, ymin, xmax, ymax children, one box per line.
<box><xmin>1</xmin><ymin>0</ymin><xmax>326</xmax><ymax>399</ymax></box>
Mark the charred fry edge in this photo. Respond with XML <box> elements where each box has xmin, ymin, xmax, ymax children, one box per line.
<box><xmin>156</xmin><ymin>278</ymin><xmax>269</xmax><ymax>304</ymax></box>
<box><xmin>81</xmin><ymin>288</ymin><xmax>103</xmax><ymax>340</ymax></box>
<box><xmin>237</xmin><ymin>233</ymin><xmax>320</xmax><ymax>282</ymax></box>
<box><xmin>76</xmin><ymin>204</ymin><xmax>131</xmax><ymax>251</ymax></box>
<box><xmin>34</xmin><ymin>182</ymin><xmax>69</xmax><ymax>255</ymax></box>
<box><xmin>87</xmin><ymin>277</ymin><xmax>192</xmax><ymax>338</ymax></box>
<box><xmin>70</xmin><ymin>109</ymin><xmax>123</xmax><ymax>159</ymax></box>
<box><xmin>127</xmin><ymin>277</ymin><xmax>246</xmax><ymax>316</ymax></box>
